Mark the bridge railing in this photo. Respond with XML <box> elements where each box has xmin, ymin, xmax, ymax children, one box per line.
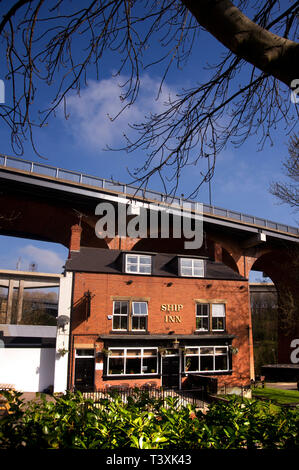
<box><xmin>0</xmin><ymin>153</ymin><xmax>298</xmax><ymax>236</ymax></box>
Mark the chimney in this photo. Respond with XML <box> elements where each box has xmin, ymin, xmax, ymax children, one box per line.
<box><xmin>69</xmin><ymin>224</ymin><xmax>82</xmax><ymax>256</ymax></box>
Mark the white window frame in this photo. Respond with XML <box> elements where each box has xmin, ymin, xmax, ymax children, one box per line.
<box><xmin>112</xmin><ymin>300</ymin><xmax>148</xmax><ymax>332</ymax></box>
<box><xmin>112</xmin><ymin>301</ymin><xmax>129</xmax><ymax>331</ymax></box>
<box><xmin>75</xmin><ymin>348</ymin><xmax>95</xmax><ymax>358</ymax></box>
<box><xmin>180</xmin><ymin>258</ymin><xmax>204</xmax><ymax>277</ymax></box>
<box><xmin>131</xmin><ymin>301</ymin><xmax>148</xmax><ymax>331</ymax></box>
<box><xmin>107</xmin><ymin>347</ymin><xmax>158</xmax><ymax>376</ymax></box>
<box><xmin>195</xmin><ymin>302</ymin><xmax>226</xmax><ymax>332</ymax></box>
<box><xmin>211</xmin><ymin>304</ymin><xmax>226</xmax><ymax>332</ymax></box>
<box><xmin>195</xmin><ymin>303</ymin><xmax>210</xmax><ymax>331</ymax></box>
<box><xmin>125</xmin><ymin>254</ymin><xmax>152</xmax><ymax>275</ymax></box>
<box><xmin>211</xmin><ymin>303</ymin><xmax>226</xmax><ymax>331</ymax></box>
<box><xmin>184</xmin><ymin>346</ymin><xmax>229</xmax><ymax>373</ymax></box>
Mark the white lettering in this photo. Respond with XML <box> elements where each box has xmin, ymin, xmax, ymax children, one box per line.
<box><xmin>290</xmin><ymin>79</ymin><xmax>299</xmax><ymax>104</ymax></box>
<box><xmin>95</xmin><ymin>202</ymin><xmax>115</xmax><ymax>238</ymax></box>
<box><xmin>95</xmin><ymin>198</ymin><xmax>203</xmax><ymax>249</ymax></box>
<box><xmin>0</xmin><ymin>80</ymin><xmax>4</xmax><ymax>104</ymax></box>
<box><xmin>290</xmin><ymin>338</ymin><xmax>299</xmax><ymax>364</ymax></box>
<box><xmin>106</xmin><ymin>455</ymin><xmax>141</xmax><ymax>467</ymax></box>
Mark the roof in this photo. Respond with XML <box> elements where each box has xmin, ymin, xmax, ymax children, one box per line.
<box><xmin>65</xmin><ymin>247</ymin><xmax>246</xmax><ymax>281</ymax></box>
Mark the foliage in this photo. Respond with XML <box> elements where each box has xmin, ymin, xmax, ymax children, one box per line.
<box><xmin>0</xmin><ymin>390</ymin><xmax>298</xmax><ymax>450</ymax></box>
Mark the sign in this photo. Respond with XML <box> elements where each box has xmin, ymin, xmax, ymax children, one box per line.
<box><xmin>161</xmin><ymin>304</ymin><xmax>183</xmax><ymax>312</ymax></box>
<box><xmin>161</xmin><ymin>304</ymin><xmax>183</xmax><ymax>323</ymax></box>
<box><xmin>164</xmin><ymin>315</ymin><xmax>181</xmax><ymax>323</ymax></box>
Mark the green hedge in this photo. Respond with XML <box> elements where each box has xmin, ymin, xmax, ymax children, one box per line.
<box><xmin>0</xmin><ymin>390</ymin><xmax>298</xmax><ymax>449</ymax></box>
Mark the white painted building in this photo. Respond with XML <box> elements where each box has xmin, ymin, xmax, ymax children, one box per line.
<box><xmin>0</xmin><ymin>270</ymin><xmax>73</xmax><ymax>393</ymax></box>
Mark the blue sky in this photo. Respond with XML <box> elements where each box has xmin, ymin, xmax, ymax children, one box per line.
<box><xmin>0</xmin><ymin>2</ymin><xmax>297</xmax><ymax>278</ymax></box>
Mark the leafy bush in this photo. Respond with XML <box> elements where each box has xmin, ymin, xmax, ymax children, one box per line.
<box><xmin>0</xmin><ymin>391</ymin><xmax>298</xmax><ymax>449</ymax></box>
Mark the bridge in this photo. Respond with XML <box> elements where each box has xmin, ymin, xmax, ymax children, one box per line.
<box><xmin>0</xmin><ymin>153</ymin><xmax>298</xmax><ymax>363</ymax></box>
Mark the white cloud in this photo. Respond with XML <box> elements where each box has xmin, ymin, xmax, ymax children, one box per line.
<box><xmin>62</xmin><ymin>75</ymin><xmax>176</xmax><ymax>150</ymax></box>
<box><xmin>19</xmin><ymin>245</ymin><xmax>65</xmax><ymax>273</ymax></box>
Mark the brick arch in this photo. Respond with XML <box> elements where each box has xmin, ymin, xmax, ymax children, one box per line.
<box><xmin>222</xmin><ymin>248</ymin><xmax>240</xmax><ymax>273</ymax></box>
<box><xmin>250</xmin><ymin>248</ymin><xmax>299</xmax><ymax>363</ymax></box>
<box><xmin>250</xmin><ymin>249</ymin><xmax>294</xmax><ymax>283</ymax></box>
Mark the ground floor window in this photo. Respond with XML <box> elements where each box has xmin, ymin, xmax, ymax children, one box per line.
<box><xmin>184</xmin><ymin>346</ymin><xmax>229</xmax><ymax>373</ymax></box>
<box><xmin>107</xmin><ymin>347</ymin><xmax>158</xmax><ymax>376</ymax></box>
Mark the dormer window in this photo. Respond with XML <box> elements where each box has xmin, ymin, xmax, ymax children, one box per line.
<box><xmin>179</xmin><ymin>258</ymin><xmax>204</xmax><ymax>277</ymax></box>
<box><xmin>125</xmin><ymin>254</ymin><xmax>152</xmax><ymax>275</ymax></box>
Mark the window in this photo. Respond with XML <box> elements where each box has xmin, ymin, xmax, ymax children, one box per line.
<box><xmin>107</xmin><ymin>348</ymin><xmax>158</xmax><ymax>376</ymax></box>
<box><xmin>131</xmin><ymin>301</ymin><xmax>148</xmax><ymax>331</ymax></box>
<box><xmin>196</xmin><ymin>304</ymin><xmax>209</xmax><ymax>331</ymax></box>
<box><xmin>112</xmin><ymin>300</ymin><xmax>148</xmax><ymax>331</ymax></box>
<box><xmin>113</xmin><ymin>301</ymin><xmax>129</xmax><ymax>330</ymax></box>
<box><xmin>196</xmin><ymin>303</ymin><xmax>226</xmax><ymax>332</ymax></box>
<box><xmin>184</xmin><ymin>346</ymin><xmax>229</xmax><ymax>373</ymax></box>
<box><xmin>180</xmin><ymin>258</ymin><xmax>204</xmax><ymax>277</ymax></box>
<box><xmin>212</xmin><ymin>304</ymin><xmax>225</xmax><ymax>331</ymax></box>
<box><xmin>125</xmin><ymin>254</ymin><xmax>152</xmax><ymax>274</ymax></box>
<box><xmin>75</xmin><ymin>349</ymin><xmax>95</xmax><ymax>358</ymax></box>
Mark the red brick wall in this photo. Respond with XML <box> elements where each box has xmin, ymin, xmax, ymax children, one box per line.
<box><xmin>69</xmin><ymin>272</ymin><xmax>252</xmax><ymax>390</ymax></box>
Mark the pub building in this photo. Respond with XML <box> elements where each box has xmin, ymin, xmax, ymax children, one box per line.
<box><xmin>65</xmin><ymin>225</ymin><xmax>253</xmax><ymax>394</ymax></box>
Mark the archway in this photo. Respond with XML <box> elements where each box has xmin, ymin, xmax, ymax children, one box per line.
<box><xmin>250</xmin><ymin>248</ymin><xmax>299</xmax><ymax>373</ymax></box>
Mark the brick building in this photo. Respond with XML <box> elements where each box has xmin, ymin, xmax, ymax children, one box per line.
<box><xmin>65</xmin><ymin>225</ymin><xmax>254</xmax><ymax>393</ymax></box>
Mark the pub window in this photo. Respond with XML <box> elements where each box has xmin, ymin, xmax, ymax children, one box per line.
<box><xmin>107</xmin><ymin>348</ymin><xmax>158</xmax><ymax>376</ymax></box>
<box><xmin>131</xmin><ymin>301</ymin><xmax>148</xmax><ymax>331</ymax></box>
<box><xmin>112</xmin><ymin>300</ymin><xmax>148</xmax><ymax>331</ymax></box>
<box><xmin>184</xmin><ymin>346</ymin><xmax>229</xmax><ymax>373</ymax></box>
<box><xmin>212</xmin><ymin>304</ymin><xmax>226</xmax><ymax>331</ymax></box>
<box><xmin>196</xmin><ymin>303</ymin><xmax>209</xmax><ymax>331</ymax></box>
<box><xmin>125</xmin><ymin>254</ymin><xmax>152</xmax><ymax>275</ymax></box>
<box><xmin>180</xmin><ymin>258</ymin><xmax>204</xmax><ymax>277</ymax></box>
<box><xmin>195</xmin><ymin>302</ymin><xmax>226</xmax><ymax>332</ymax></box>
<box><xmin>112</xmin><ymin>301</ymin><xmax>129</xmax><ymax>330</ymax></box>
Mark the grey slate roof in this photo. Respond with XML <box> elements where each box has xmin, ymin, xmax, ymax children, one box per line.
<box><xmin>65</xmin><ymin>247</ymin><xmax>246</xmax><ymax>281</ymax></box>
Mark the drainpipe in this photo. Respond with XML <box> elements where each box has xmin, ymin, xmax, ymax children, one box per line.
<box><xmin>247</xmin><ymin>286</ymin><xmax>255</xmax><ymax>381</ymax></box>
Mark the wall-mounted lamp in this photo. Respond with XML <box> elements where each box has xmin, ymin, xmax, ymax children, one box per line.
<box><xmin>206</xmin><ymin>284</ymin><xmax>212</xmax><ymax>289</ymax></box>
<box><xmin>167</xmin><ymin>282</ymin><xmax>173</xmax><ymax>287</ymax></box>
<box><xmin>172</xmin><ymin>338</ymin><xmax>180</xmax><ymax>349</ymax></box>
<box><xmin>126</xmin><ymin>280</ymin><xmax>133</xmax><ymax>285</ymax></box>
<box><xmin>239</xmin><ymin>285</ymin><xmax>245</xmax><ymax>290</ymax></box>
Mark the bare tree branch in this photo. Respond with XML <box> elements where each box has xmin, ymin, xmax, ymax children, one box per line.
<box><xmin>269</xmin><ymin>134</ymin><xmax>299</xmax><ymax>210</ymax></box>
<box><xmin>0</xmin><ymin>0</ymin><xmax>298</xmax><ymax>196</ymax></box>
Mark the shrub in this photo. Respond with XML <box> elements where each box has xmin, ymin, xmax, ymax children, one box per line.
<box><xmin>0</xmin><ymin>390</ymin><xmax>298</xmax><ymax>449</ymax></box>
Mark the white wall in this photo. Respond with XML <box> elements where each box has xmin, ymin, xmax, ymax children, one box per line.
<box><xmin>0</xmin><ymin>348</ymin><xmax>56</xmax><ymax>392</ymax></box>
<box><xmin>54</xmin><ymin>271</ymin><xmax>73</xmax><ymax>393</ymax></box>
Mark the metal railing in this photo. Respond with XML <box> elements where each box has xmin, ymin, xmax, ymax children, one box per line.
<box><xmin>79</xmin><ymin>385</ymin><xmax>207</xmax><ymax>409</ymax></box>
<box><xmin>0</xmin><ymin>153</ymin><xmax>298</xmax><ymax>236</ymax></box>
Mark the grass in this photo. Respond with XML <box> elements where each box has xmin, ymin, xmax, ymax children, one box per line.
<box><xmin>252</xmin><ymin>387</ymin><xmax>299</xmax><ymax>404</ymax></box>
